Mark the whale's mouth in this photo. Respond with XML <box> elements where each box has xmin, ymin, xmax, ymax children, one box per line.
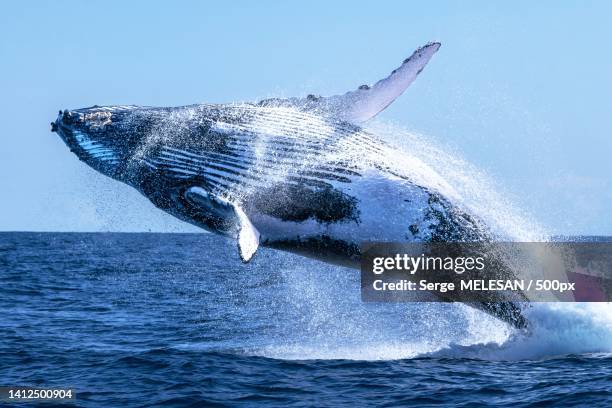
<box><xmin>52</xmin><ymin>109</ymin><xmax>121</xmax><ymax>173</ymax></box>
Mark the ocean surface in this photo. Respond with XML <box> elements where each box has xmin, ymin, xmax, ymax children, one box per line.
<box><xmin>1</xmin><ymin>232</ymin><xmax>611</xmax><ymax>407</ymax></box>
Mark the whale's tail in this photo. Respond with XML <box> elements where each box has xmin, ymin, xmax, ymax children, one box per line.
<box><xmin>259</xmin><ymin>42</ymin><xmax>441</xmax><ymax>124</ymax></box>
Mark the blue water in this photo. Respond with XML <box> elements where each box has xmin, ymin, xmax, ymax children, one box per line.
<box><xmin>1</xmin><ymin>232</ymin><xmax>611</xmax><ymax>407</ymax></box>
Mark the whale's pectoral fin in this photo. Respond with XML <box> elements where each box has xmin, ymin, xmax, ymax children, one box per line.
<box><xmin>184</xmin><ymin>186</ymin><xmax>260</xmax><ymax>262</ymax></box>
<box><xmin>235</xmin><ymin>205</ymin><xmax>260</xmax><ymax>263</ymax></box>
<box><xmin>259</xmin><ymin>42</ymin><xmax>441</xmax><ymax>123</ymax></box>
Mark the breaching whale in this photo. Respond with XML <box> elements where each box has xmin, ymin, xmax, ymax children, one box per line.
<box><xmin>51</xmin><ymin>42</ymin><xmax>527</xmax><ymax>328</ymax></box>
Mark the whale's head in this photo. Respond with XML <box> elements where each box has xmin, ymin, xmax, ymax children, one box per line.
<box><xmin>51</xmin><ymin>105</ymin><xmax>149</xmax><ymax>182</ymax></box>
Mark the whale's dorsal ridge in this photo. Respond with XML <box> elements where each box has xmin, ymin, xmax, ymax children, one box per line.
<box><xmin>258</xmin><ymin>42</ymin><xmax>441</xmax><ymax>123</ymax></box>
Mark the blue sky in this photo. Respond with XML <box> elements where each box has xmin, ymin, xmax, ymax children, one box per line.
<box><xmin>1</xmin><ymin>1</ymin><xmax>611</xmax><ymax>234</ymax></box>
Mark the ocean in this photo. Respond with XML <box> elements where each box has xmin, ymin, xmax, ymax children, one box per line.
<box><xmin>1</xmin><ymin>232</ymin><xmax>611</xmax><ymax>407</ymax></box>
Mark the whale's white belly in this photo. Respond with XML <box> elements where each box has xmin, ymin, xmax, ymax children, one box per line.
<box><xmin>249</xmin><ymin>168</ymin><xmax>437</xmax><ymax>246</ymax></box>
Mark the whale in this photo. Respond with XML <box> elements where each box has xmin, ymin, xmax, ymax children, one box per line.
<box><xmin>51</xmin><ymin>42</ymin><xmax>528</xmax><ymax>329</ymax></box>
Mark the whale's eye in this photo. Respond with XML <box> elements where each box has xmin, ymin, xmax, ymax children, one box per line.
<box><xmin>83</xmin><ymin>111</ymin><xmax>112</xmax><ymax>128</ymax></box>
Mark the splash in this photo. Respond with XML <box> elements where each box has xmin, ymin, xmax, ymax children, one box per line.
<box><xmin>249</xmin><ymin>259</ymin><xmax>509</xmax><ymax>361</ymax></box>
<box><xmin>249</xmin><ymin>252</ymin><xmax>612</xmax><ymax>362</ymax></box>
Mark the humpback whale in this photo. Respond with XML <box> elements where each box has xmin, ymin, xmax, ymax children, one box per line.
<box><xmin>51</xmin><ymin>42</ymin><xmax>527</xmax><ymax>328</ymax></box>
